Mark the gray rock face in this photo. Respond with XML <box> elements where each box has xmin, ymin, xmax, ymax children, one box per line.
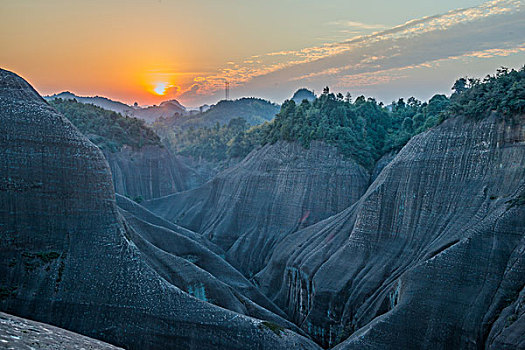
<box><xmin>116</xmin><ymin>194</ymin><xmax>307</xmax><ymax>336</ymax></box>
<box><xmin>105</xmin><ymin>145</ymin><xmax>201</xmax><ymax>200</ymax></box>
<box><xmin>0</xmin><ymin>68</ymin><xmax>321</xmax><ymax>350</ymax></box>
<box><xmin>256</xmin><ymin>113</ymin><xmax>525</xmax><ymax>348</ymax></box>
<box><xmin>145</xmin><ymin>141</ymin><xmax>370</xmax><ymax>277</ymax></box>
<box><xmin>0</xmin><ymin>312</ymin><xmax>122</xmax><ymax>349</ymax></box>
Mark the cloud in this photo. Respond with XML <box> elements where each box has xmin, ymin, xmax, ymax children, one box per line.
<box><xmin>177</xmin><ymin>83</ymin><xmax>202</xmax><ymax>101</ymax></box>
<box><xmin>165</xmin><ymin>85</ymin><xmax>180</xmax><ymax>96</ymax></box>
<box><xmin>329</xmin><ymin>20</ymin><xmax>386</xmax><ymax>30</ymax></box>
<box><xmin>193</xmin><ymin>0</ymin><xmax>523</xmax><ymax>100</ymax></box>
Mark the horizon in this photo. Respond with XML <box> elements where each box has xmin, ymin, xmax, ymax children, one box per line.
<box><xmin>1</xmin><ymin>0</ymin><xmax>524</xmax><ymax>107</ymax></box>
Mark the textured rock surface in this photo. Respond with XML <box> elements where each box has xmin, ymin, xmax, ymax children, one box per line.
<box><xmin>0</xmin><ymin>312</ymin><xmax>122</xmax><ymax>349</ymax></box>
<box><xmin>0</xmin><ymin>68</ymin><xmax>320</xmax><ymax>350</ymax></box>
<box><xmin>256</xmin><ymin>113</ymin><xmax>525</xmax><ymax>348</ymax></box>
<box><xmin>105</xmin><ymin>145</ymin><xmax>201</xmax><ymax>200</ymax></box>
<box><xmin>145</xmin><ymin>141</ymin><xmax>370</xmax><ymax>277</ymax></box>
<box><xmin>117</xmin><ymin>194</ymin><xmax>307</xmax><ymax>335</ymax></box>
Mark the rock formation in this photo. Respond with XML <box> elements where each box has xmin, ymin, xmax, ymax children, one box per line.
<box><xmin>145</xmin><ymin>141</ymin><xmax>370</xmax><ymax>277</ymax></box>
<box><xmin>255</xmin><ymin>113</ymin><xmax>525</xmax><ymax>348</ymax></box>
<box><xmin>2</xmin><ymin>66</ymin><xmax>524</xmax><ymax>349</ymax></box>
<box><xmin>0</xmin><ymin>68</ymin><xmax>320</xmax><ymax>350</ymax></box>
<box><xmin>105</xmin><ymin>145</ymin><xmax>202</xmax><ymax>200</ymax></box>
<box><xmin>0</xmin><ymin>312</ymin><xmax>122</xmax><ymax>349</ymax></box>
<box><xmin>116</xmin><ymin>193</ymin><xmax>307</xmax><ymax>336</ymax></box>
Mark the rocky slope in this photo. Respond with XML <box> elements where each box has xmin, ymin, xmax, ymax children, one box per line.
<box><xmin>0</xmin><ymin>68</ymin><xmax>320</xmax><ymax>350</ymax></box>
<box><xmin>105</xmin><ymin>145</ymin><xmax>202</xmax><ymax>200</ymax></box>
<box><xmin>145</xmin><ymin>141</ymin><xmax>370</xmax><ymax>277</ymax></box>
<box><xmin>255</xmin><ymin>113</ymin><xmax>525</xmax><ymax>348</ymax></box>
<box><xmin>116</xmin><ymin>194</ymin><xmax>307</xmax><ymax>336</ymax></box>
<box><xmin>0</xmin><ymin>312</ymin><xmax>122</xmax><ymax>349</ymax></box>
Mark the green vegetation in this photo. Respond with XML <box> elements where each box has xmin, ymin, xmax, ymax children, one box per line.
<box><xmin>506</xmin><ymin>314</ymin><xmax>518</xmax><ymax>327</ymax></box>
<box><xmin>259</xmin><ymin>321</ymin><xmax>285</xmax><ymax>337</ymax></box>
<box><xmin>256</xmin><ymin>88</ymin><xmax>447</xmax><ymax>169</ymax></box>
<box><xmin>162</xmin><ymin>117</ymin><xmax>259</xmax><ymax>161</ymax></box>
<box><xmin>55</xmin><ymin>259</ymin><xmax>66</xmax><ymax>292</ymax></box>
<box><xmin>152</xmin><ymin>98</ymin><xmax>278</xmax><ymax>161</ymax></box>
<box><xmin>445</xmin><ymin>66</ymin><xmax>525</xmax><ymax>119</ymax></box>
<box><xmin>156</xmin><ymin>91</ymin><xmax>446</xmax><ymax>167</ymax></box>
<box><xmin>153</xmin><ymin>97</ymin><xmax>278</xmax><ymax>132</ymax></box>
<box><xmin>291</xmin><ymin>88</ymin><xmax>316</xmax><ymax>103</ymax></box>
<box><xmin>194</xmin><ymin>98</ymin><xmax>279</xmax><ymax>127</ymax></box>
<box><xmin>0</xmin><ymin>286</ymin><xmax>17</xmax><ymax>301</ymax></box>
<box><xmin>22</xmin><ymin>251</ymin><xmax>61</xmax><ymax>271</ymax></box>
<box><xmin>58</xmin><ymin>67</ymin><xmax>519</xmax><ymax>169</ymax></box>
<box><xmin>50</xmin><ymin>98</ymin><xmax>161</xmax><ymax>152</ymax></box>
<box><xmin>506</xmin><ymin>192</ymin><xmax>525</xmax><ymax>209</ymax></box>
<box><xmin>35</xmin><ymin>251</ymin><xmax>60</xmax><ymax>263</ymax></box>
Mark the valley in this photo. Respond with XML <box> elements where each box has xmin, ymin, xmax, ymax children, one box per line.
<box><xmin>1</xmin><ymin>66</ymin><xmax>524</xmax><ymax>350</ymax></box>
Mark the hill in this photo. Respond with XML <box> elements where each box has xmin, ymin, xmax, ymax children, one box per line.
<box><xmin>46</xmin><ymin>91</ymin><xmax>187</xmax><ymax>124</ymax></box>
<box><xmin>50</xmin><ymin>98</ymin><xmax>198</xmax><ymax>199</ymax></box>
<box><xmin>291</xmin><ymin>88</ymin><xmax>316</xmax><ymax>103</ymax></box>
<box><xmin>50</xmin><ymin>98</ymin><xmax>161</xmax><ymax>152</ymax></box>
<box><xmin>0</xmin><ymin>68</ymin><xmax>320</xmax><ymax>350</ymax></box>
<box><xmin>45</xmin><ymin>91</ymin><xmax>134</xmax><ymax>115</ymax></box>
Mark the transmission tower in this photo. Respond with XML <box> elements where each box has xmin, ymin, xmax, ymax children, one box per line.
<box><xmin>225</xmin><ymin>81</ymin><xmax>230</xmax><ymax>100</ymax></box>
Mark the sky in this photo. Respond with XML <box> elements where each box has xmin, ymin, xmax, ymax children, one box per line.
<box><xmin>1</xmin><ymin>0</ymin><xmax>524</xmax><ymax>107</ymax></box>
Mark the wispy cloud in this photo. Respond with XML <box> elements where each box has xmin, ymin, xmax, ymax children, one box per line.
<box><xmin>179</xmin><ymin>0</ymin><xmax>524</xmax><ymax>103</ymax></box>
<box><xmin>328</xmin><ymin>20</ymin><xmax>387</xmax><ymax>31</ymax></box>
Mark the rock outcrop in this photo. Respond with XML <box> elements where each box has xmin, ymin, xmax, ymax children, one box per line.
<box><xmin>145</xmin><ymin>141</ymin><xmax>370</xmax><ymax>277</ymax></box>
<box><xmin>116</xmin><ymin>194</ymin><xmax>307</xmax><ymax>336</ymax></box>
<box><xmin>255</xmin><ymin>113</ymin><xmax>525</xmax><ymax>348</ymax></box>
<box><xmin>0</xmin><ymin>312</ymin><xmax>122</xmax><ymax>349</ymax></box>
<box><xmin>0</xmin><ymin>68</ymin><xmax>320</xmax><ymax>350</ymax></box>
<box><xmin>105</xmin><ymin>145</ymin><xmax>201</xmax><ymax>200</ymax></box>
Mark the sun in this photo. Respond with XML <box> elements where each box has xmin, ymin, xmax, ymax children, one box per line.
<box><xmin>153</xmin><ymin>82</ymin><xmax>168</xmax><ymax>95</ymax></box>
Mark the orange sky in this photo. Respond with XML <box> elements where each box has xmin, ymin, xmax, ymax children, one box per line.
<box><xmin>1</xmin><ymin>1</ymin><xmax>523</xmax><ymax>107</ymax></box>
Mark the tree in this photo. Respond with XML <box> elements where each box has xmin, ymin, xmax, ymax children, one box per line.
<box><xmin>452</xmin><ymin>78</ymin><xmax>467</xmax><ymax>95</ymax></box>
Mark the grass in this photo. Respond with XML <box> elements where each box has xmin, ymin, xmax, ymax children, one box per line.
<box><xmin>506</xmin><ymin>193</ymin><xmax>525</xmax><ymax>209</ymax></box>
<box><xmin>22</xmin><ymin>251</ymin><xmax>61</xmax><ymax>271</ymax></box>
<box><xmin>259</xmin><ymin>321</ymin><xmax>285</xmax><ymax>337</ymax></box>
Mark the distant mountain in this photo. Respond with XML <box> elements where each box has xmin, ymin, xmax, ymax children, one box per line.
<box><xmin>45</xmin><ymin>92</ymin><xmax>187</xmax><ymax>124</ymax></box>
<box><xmin>50</xmin><ymin>98</ymin><xmax>198</xmax><ymax>199</ymax></box>
<box><xmin>45</xmin><ymin>91</ymin><xmax>134</xmax><ymax>115</ymax></box>
<box><xmin>155</xmin><ymin>97</ymin><xmax>279</xmax><ymax>131</ymax></box>
<box><xmin>291</xmin><ymin>88</ymin><xmax>316</xmax><ymax>103</ymax></box>
<box><xmin>136</xmin><ymin>99</ymin><xmax>186</xmax><ymax>123</ymax></box>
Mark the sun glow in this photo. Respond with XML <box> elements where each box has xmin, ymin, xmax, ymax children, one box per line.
<box><xmin>153</xmin><ymin>82</ymin><xmax>168</xmax><ymax>95</ymax></box>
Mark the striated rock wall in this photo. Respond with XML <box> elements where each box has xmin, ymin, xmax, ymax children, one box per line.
<box><xmin>0</xmin><ymin>68</ymin><xmax>320</xmax><ymax>350</ymax></box>
<box><xmin>256</xmin><ymin>113</ymin><xmax>525</xmax><ymax>348</ymax></box>
<box><xmin>145</xmin><ymin>140</ymin><xmax>371</xmax><ymax>277</ymax></box>
<box><xmin>116</xmin><ymin>194</ymin><xmax>307</xmax><ymax>336</ymax></box>
<box><xmin>105</xmin><ymin>145</ymin><xmax>201</xmax><ymax>200</ymax></box>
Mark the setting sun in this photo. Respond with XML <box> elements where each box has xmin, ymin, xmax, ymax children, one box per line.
<box><xmin>153</xmin><ymin>82</ymin><xmax>168</xmax><ymax>95</ymax></box>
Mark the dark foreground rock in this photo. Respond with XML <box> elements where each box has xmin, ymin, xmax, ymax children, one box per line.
<box><xmin>145</xmin><ymin>141</ymin><xmax>370</xmax><ymax>277</ymax></box>
<box><xmin>256</xmin><ymin>113</ymin><xmax>525</xmax><ymax>348</ymax></box>
<box><xmin>0</xmin><ymin>312</ymin><xmax>122</xmax><ymax>349</ymax></box>
<box><xmin>0</xmin><ymin>68</ymin><xmax>320</xmax><ymax>350</ymax></box>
